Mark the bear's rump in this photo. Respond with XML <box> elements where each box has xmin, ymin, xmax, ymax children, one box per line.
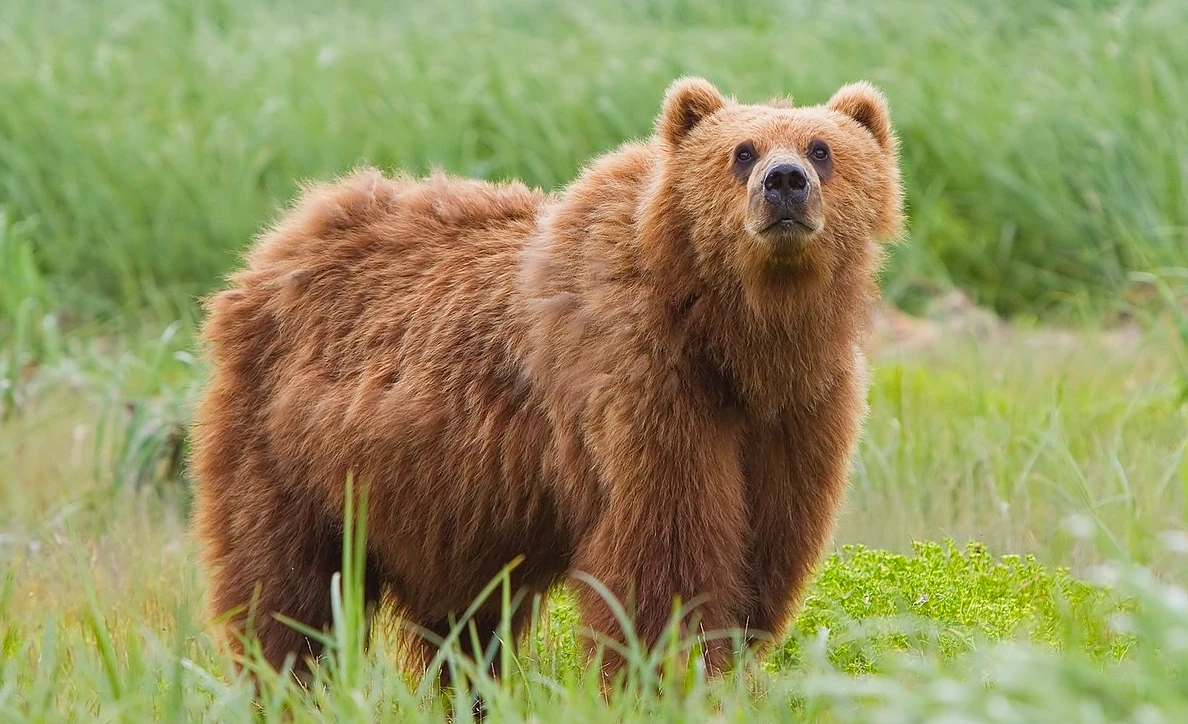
<box><xmin>196</xmin><ymin>171</ymin><xmax>576</xmax><ymax>620</ymax></box>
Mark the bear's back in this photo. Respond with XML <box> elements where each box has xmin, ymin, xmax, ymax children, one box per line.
<box><xmin>190</xmin><ymin>169</ymin><xmax>569</xmax><ymax>616</ymax></box>
<box><xmin>198</xmin><ymin>168</ymin><xmax>546</xmax><ymax>417</ymax></box>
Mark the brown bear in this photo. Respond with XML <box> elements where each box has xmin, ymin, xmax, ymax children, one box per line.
<box><xmin>188</xmin><ymin>76</ymin><xmax>905</xmax><ymax>683</ymax></box>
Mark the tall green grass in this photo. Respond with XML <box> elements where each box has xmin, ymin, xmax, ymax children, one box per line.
<box><xmin>1</xmin><ymin>0</ymin><xmax>1185</xmax><ymax>321</ymax></box>
<box><xmin>0</xmin><ymin>452</ymin><xmax>1151</xmax><ymax>723</ymax></box>
<box><xmin>849</xmin><ymin>323</ymin><xmax>1188</xmax><ymax>573</ymax></box>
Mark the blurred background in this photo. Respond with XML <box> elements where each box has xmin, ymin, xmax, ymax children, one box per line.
<box><xmin>3</xmin><ymin>0</ymin><xmax>1185</xmax><ymax>325</ymax></box>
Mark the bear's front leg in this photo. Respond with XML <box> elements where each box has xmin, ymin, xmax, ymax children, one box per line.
<box><xmin>571</xmin><ymin>382</ymin><xmax>748</xmax><ymax>679</ymax></box>
<box><xmin>737</xmin><ymin>385</ymin><xmax>861</xmax><ymax>654</ymax></box>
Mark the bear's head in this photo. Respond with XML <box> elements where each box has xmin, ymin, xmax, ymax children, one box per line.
<box><xmin>649</xmin><ymin>76</ymin><xmax>904</xmax><ymax>293</ymax></box>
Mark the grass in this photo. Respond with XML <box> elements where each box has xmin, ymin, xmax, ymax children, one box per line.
<box><xmin>1</xmin><ymin>320</ymin><xmax>1186</xmax><ymax>720</ymax></box>
<box><xmin>0</xmin><ymin>525</ymin><xmax>1159</xmax><ymax>721</ymax></box>
<box><xmin>2</xmin><ymin>0</ymin><xmax>1188</xmax><ymax>719</ymax></box>
<box><xmin>853</xmin><ymin>322</ymin><xmax>1188</xmax><ymax>572</ymax></box>
<box><xmin>1</xmin><ymin>0</ymin><xmax>1187</xmax><ymax>320</ymax></box>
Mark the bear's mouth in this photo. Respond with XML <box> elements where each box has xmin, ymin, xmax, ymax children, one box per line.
<box><xmin>761</xmin><ymin>215</ymin><xmax>820</xmax><ymax>235</ymax></box>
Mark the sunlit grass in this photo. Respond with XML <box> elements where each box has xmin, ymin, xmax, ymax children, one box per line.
<box><xmin>1</xmin><ymin>322</ymin><xmax>1184</xmax><ymax>720</ymax></box>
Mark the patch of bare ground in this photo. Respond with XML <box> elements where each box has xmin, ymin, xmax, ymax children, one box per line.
<box><xmin>867</xmin><ymin>290</ymin><xmax>1145</xmax><ymax>358</ymax></box>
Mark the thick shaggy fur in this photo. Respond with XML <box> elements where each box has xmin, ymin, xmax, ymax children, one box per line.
<box><xmin>189</xmin><ymin>77</ymin><xmax>905</xmax><ymax>681</ymax></box>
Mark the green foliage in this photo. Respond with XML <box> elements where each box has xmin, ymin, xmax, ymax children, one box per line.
<box><xmin>777</xmin><ymin>541</ymin><xmax>1129</xmax><ymax>672</ymax></box>
<box><xmin>1</xmin><ymin>0</ymin><xmax>1186</xmax><ymax>320</ymax></box>
<box><xmin>852</xmin><ymin>330</ymin><xmax>1188</xmax><ymax>573</ymax></box>
<box><xmin>535</xmin><ymin>541</ymin><xmax>1131</xmax><ymax>683</ymax></box>
<box><xmin>793</xmin><ymin>559</ymin><xmax>1187</xmax><ymax>723</ymax></box>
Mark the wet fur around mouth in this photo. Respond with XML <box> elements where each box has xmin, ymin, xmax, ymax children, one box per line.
<box><xmin>762</xmin><ymin>217</ymin><xmax>819</xmax><ymax>234</ymax></box>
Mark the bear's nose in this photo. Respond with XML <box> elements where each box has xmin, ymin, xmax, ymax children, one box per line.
<box><xmin>763</xmin><ymin>163</ymin><xmax>810</xmax><ymax>206</ymax></box>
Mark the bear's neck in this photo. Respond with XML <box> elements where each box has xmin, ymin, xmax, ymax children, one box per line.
<box><xmin>637</xmin><ymin>191</ymin><xmax>879</xmax><ymax>419</ymax></box>
<box><xmin>681</xmin><ymin>272</ymin><xmax>876</xmax><ymax>418</ymax></box>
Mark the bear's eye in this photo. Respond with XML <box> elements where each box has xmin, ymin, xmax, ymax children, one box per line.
<box><xmin>732</xmin><ymin>142</ymin><xmax>758</xmax><ymax>181</ymax></box>
<box><xmin>807</xmin><ymin>139</ymin><xmax>833</xmax><ymax>181</ymax></box>
<box><xmin>734</xmin><ymin>143</ymin><xmax>757</xmax><ymax>165</ymax></box>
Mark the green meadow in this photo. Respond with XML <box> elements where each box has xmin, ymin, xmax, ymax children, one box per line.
<box><xmin>2</xmin><ymin>0</ymin><xmax>1187</xmax><ymax>720</ymax></box>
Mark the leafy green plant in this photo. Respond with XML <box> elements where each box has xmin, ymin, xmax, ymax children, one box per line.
<box><xmin>773</xmin><ymin>540</ymin><xmax>1129</xmax><ymax>673</ymax></box>
<box><xmin>792</xmin><ymin>556</ymin><xmax>1187</xmax><ymax>723</ymax></box>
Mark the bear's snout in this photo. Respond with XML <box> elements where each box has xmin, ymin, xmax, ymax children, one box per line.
<box><xmin>754</xmin><ymin>159</ymin><xmax>822</xmax><ymax>237</ymax></box>
<box><xmin>763</xmin><ymin>163</ymin><xmax>810</xmax><ymax>207</ymax></box>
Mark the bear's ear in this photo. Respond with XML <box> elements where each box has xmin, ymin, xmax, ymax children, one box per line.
<box><xmin>826</xmin><ymin>81</ymin><xmax>894</xmax><ymax>150</ymax></box>
<box><xmin>657</xmin><ymin>77</ymin><xmax>726</xmax><ymax>147</ymax></box>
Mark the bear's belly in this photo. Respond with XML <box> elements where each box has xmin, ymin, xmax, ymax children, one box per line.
<box><xmin>371</xmin><ymin>481</ymin><xmax>572</xmax><ymax>621</ymax></box>
<box><xmin>262</xmin><ymin>359</ymin><xmax>575</xmax><ymax>619</ymax></box>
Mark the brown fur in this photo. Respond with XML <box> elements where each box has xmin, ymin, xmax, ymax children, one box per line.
<box><xmin>188</xmin><ymin>76</ymin><xmax>905</xmax><ymax>684</ymax></box>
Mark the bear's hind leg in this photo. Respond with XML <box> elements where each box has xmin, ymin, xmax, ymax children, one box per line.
<box><xmin>200</xmin><ymin>486</ymin><xmax>382</xmax><ymax>680</ymax></box>
<box><xmin>405</xmin><ymin>606</ymin><xmax>536</xmax><ymax>690</ymax></box>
